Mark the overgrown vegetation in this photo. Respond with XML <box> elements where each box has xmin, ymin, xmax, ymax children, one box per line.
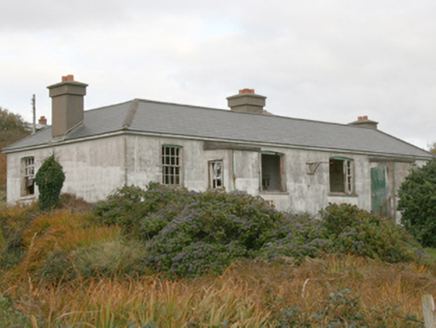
<box><xmin>35</xmin><ymin>154</ymin><xmax>65</xmax><ymax>211</ymax></box>
<box><xmin>0</xmin><ymin>107</ymin><xmax>30</xmax><ymax>186</ymax></box>
<box><xmin>94</xmin><ymin>184</ymin><xmax>424</xmax><ymax>277</ymax></box>
<box><xmin>0</xmin><ymin>183</ymin><xmax>435</xmax><ymax>326</ymax></box>
<box><xmin>398</xmin><ymin>159</ymin><xmax>436</xmax><ymax>247</ymax></box>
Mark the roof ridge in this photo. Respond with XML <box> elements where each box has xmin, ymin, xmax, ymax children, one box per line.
<box><xmin>123</xmin><ymin>99</ymin><xmax>139</xmax><ymax>129</ymax></box>
<box><xmin>134</xmin><ymin>98</ymin><xmax>377</xmax><ymax>130</ymax></box>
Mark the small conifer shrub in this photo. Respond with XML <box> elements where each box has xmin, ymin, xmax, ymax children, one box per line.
<box><xmin>35</xmin><ymin>154</ymin><xmax>65</xmax><ymax>211</ymax></box>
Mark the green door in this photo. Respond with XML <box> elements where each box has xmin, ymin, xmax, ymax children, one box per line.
<box><xmin>371</xmin><ymin>167</ymin><xmax>388</xmax><ymax>215</ymax></box>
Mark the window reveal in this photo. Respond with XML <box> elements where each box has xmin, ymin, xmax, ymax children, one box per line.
<box><xmin>261</xmin><ymin>153</ymin><xmax>284</xmax><ymax>191</ymax></box>
<box><xmin>22</xmin><ymin>157</ymin><xmax>35</xmax><ymax>196</ymax></box>
<box><xmin>329</xmin><ymin>158</ymin><xmax>354</xmax><ymax>194</ymax></box>
<box><xmin>162</xmin><ymin>145</ymin><xmax>181</xmax><ymax>185</ymax></box>
<box><xmin>209</xmin><ymin>160</ymin><xmax>223</xmax><ymax>189</ymax></box>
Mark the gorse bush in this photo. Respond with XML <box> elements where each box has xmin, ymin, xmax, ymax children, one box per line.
<box><xmin>321</xmin><ymin>203</ymin><xmax>424</xmax><ymax>263</ymax></box>
<box><xmin>398</xmin><ymin>159</ymin><xmax>436</xmax><ymax>247</ymax></box>
<box><xmin>35</xmin><ymin>154</ymin><xmax>65</xmax><ymax>211</ymax></box>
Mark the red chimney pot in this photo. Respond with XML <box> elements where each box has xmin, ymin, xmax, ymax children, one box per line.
<box><xmin>62</xmin><ymin>75</ymin><xmax>74</xmax><ymax>82</ymax></box>
<box><xmin>38</xmin><ymin>116</ymin><xmax>47</xmax><ymax>125</ymax></box>
<box><xmin>239</xmin><ymin>88</ymin><xmax>255</xmax><ymax>94</ymax></box>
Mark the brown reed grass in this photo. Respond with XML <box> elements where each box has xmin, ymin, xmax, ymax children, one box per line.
<box><xmin>2</xmin><ymin>254</ymin><xmax>435</xmax><ymax>327</ymax></box>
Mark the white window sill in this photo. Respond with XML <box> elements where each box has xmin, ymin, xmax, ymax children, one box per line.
<box><xmin>260</xmin><ymin>191</ymin><xmax>289</xmax><ymax>196</ymax></box>
<box><xmin>328</xmin><ymin>192</ymin><xmax>358</xmax><ymax>198</ymax></box>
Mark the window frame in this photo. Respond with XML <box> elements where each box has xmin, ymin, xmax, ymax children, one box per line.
<box><xmin>259</xmin><ymin>151</ymin><xmax>285</xmax><ymax>192</ymax></box>
<box><xmin>329</xmin><ymin>156</ymin><xmax>354</xmax><ymax>195</ymax></box>
<box><xmin>21</xmin><ymin>156</ymin><xmax>35</xmax><ymax>197</ymax></box>
<box><xmin>161</xmin><ymin>145</ymin><xmax>182</xmax><ymax>186</ymax></box>
<box><xmin>208</xmin><ymin>160</ymin><xmax>224</xmax><ymax>189</ymax></box>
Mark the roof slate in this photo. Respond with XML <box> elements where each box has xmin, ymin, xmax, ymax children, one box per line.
<box><xmin>3</xmin><ymin>99</ymin><xmax>433</xmax><ymax>159</ymax></box>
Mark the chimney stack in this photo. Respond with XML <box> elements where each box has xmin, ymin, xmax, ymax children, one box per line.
<box><xmin>47</xmin><ymin>75</ymin><xmax>88</xmax><ymax>138</ymax></box>
<box><xmin>38</xmin><ymin>116</ymin><xmax>47</xmax><ymax>125</ymax></box>
<box><xmin>227</xmin><ymin>89</ymin><xmax>266</xmax><ymax>114</ymax></box>
<box><xmin>348</xmin><ymin>115</ymin><xmax>378</xmax><ymax>130</ymax></box>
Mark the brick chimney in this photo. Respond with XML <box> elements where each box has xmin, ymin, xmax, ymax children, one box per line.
<box><xmin>348</xmin><ymin>115</ymin><xmax>378</xmax><ymax>129</ymax></box>
<box><xmin>47</xmin><ymin>75</ymin><xmax>88</xmax><ymax>138</ymax></box>
<box><xmin>38</xmin><ymin>116</ymin><xmax>47</xmax><ymax>125</ymax></box>
<box><xmin>227</xmin><ymin>89</ymin><xmax>267</xmax><ymax>114</ymax></box>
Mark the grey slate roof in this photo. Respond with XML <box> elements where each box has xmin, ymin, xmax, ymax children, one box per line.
<box><xmin>3</xmin><ymin>99</ymin><xmax>433</xmax><ymax>159</ymax></box>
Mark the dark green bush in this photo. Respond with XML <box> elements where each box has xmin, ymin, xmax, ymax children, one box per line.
<box><xmin>321</xmin><ymin>203</ymin><xmax>424</xmax><ymax>262</ymax></box>
<box><xmin>144</xmin><ymin>190</ymin><xmax>284</xmax><ymax>276</ymax></box>
<box><xmin>398</xmin><ymin>159</ymin><xmax>436</xmax><ymax>247</ymax></box>
<box><xmin>257</xmin><ymin>215</ymin><xmax>331</xmax><ymax>261</ymax></box>
<box><xmin>35</xmin><ymin>154</ymin><xmax>65</xmax><ymax>211</ymax></box>
<box><xmin>92</xmin><ymin>185</ymin><xmax>425</xmax><ymax>277</ymax></box>
<box><xmin>93</xmin><ymin>183</ymin><xmax>191</xmax><ymax>237</ymax></box>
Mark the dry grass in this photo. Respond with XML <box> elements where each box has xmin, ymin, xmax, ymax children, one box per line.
<box><xmin>2</xmin><ymin>255</ymin><xmax>435</xmax><ymax>327</ymax></box>
<box><xmin>3</xmin><ymin>210</ymin><xmax>120</xmax><ymax>282</ymax></box>
<box><xmin>1</xmin><ymin>206</ymin><xmax>436</xmax><ymax>327</ymax></box>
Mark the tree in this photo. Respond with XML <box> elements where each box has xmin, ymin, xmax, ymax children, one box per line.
<box><xmin>0</xmin><ymin>107</ymin><xmax>31</xmax><ymax>185</ymax></box>
<box><xmin>35</xmin><ymin>154</ymin><xmax>65</xmax><ymax>211</ymax></box>
<box><xmin>428</xmin><ymin>142</ymin><xmax>436</xmax><ymax>155</ymax></box>
<box><xmin>398</xmin><ymin>159</ymin><xmax>436</xmax><ymax>247</ymax></box>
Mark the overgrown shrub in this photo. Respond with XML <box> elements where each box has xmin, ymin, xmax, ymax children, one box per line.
<box><xmin>0</xmin><ymin>203</ymin><xmax>39</xmax><ymax>269</ymax></box>
<box><xmin>398</xmin><ymin>159</ymin><xmax>436</xmax><ymax>247</ymax></box>
<box><xmin>321</xmin><ymin>203</ymin><xmax>424</xmax><ymax>263</ymax></box>
<box><xmin>144</xmin><ymin>190</ymin><xmax>284</xmax><ymax>276</ymax></box>
<box><xmin>93</xmin><ymin>183</ymin><xmax>191</xmax><ymax>237</ymax></box>
<box><xmin>35</xmin><ymin>154</ymin><xmax>65</xmax><ymax>211</ymax></box>
<box><xmin>92</xmin><ymin>185</ymin><xmax>426</xmax><ymax>277</ymax></box>
<box><xmin>257</xmin><ymin>215</ymin><xmax>332</xmax><ymax>261</ymax></box>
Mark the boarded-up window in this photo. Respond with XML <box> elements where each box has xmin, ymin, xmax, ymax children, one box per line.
<box><xmin>21</xmin><ymin>156</ymin><xmax>35</xmax><ymax>196</ymax></box>
<box><xmin>162</xmin><ymin>145</ymin><xmax>181</xmax><ymax>185</ymax></box>
<box><xmin>329</xmin><ymin>158</ymin><xmax>353</xmax><ymax>194</ymax></box>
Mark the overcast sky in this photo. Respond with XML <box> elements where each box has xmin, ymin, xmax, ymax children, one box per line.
<box><xmin>1</xmin><ymin>0</ymin><xmax>435</xmax><ymax>150</ymax></box>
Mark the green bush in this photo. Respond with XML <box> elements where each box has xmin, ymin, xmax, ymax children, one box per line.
<box><xmin>35</xmin><ymin>154</ymin><xmax>65</xmax><ymax>211</ymax></box>
<box><xmin>92</xmin><ymin>185</ymin><xmax>425</xmax><ymax>277</ymax></box>
<box><xmin>398</xmin><ymin>159</ymin><xmax>436</xmax><ymax>247</ymax></box>
<box><xmin>144</xmin><ymin>190</ymin><xmax>284</xmax><ymax>276</ymax></box>
<box><xmin>93</xmin><ymin>183</ymin><xmax>191</xmax><ymax>237</ymax></box>
<box><xmin>321</xmin><ymin>203</ymin><xmax>424</xmax><ymax>262</ymax></box>
<box><xmin>256</xmin><ymin>215</ymin><xmax>331</xmax><ymax>261</ymax></box>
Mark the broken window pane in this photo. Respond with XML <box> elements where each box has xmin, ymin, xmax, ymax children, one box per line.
<box><xmin>329</xmin><ymin>158</ymin><xmax>354</xmax><ymax>194</ymax></box>
<box><xmin>209</xmin><ymin>160</ymin><xmax>223</xmax><ymax>189</ymax></box>
<box><xmin>21</xmin><ymin>156</ymin><xmax>35</xmax><ymax>196</ymax></box>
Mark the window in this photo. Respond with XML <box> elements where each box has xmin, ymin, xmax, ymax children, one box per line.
<box><xmin>162</xmin><ymin>145</ymin><xmax>181</xmax><ymax>185</ymax></box>
<box><xmin>329</xmin><ymin>157</ymin><xmax>354</xmax><ymax>194</ymax></box>
<box><xmin>209</xmin><ymin>160</ymin><xmax>223</xmax><ymax>189</ymax></box>
<box><xmin>260</xmin><ymin>152</ymin><xmax>284</xmax><ymax>191</ymax></box>
<box><xmin>22</xmin><ymin>157</ymin><xmax>35</xmax><ymax>196</ymax></box>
